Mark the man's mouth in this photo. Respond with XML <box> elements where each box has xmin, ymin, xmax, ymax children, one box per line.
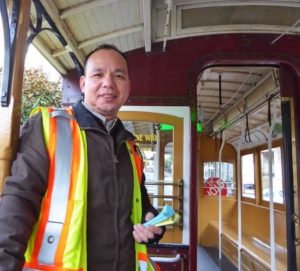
<box><xmin>100</xmin><ymin>93</ymin><xmax>117</xmax><ymax>99</ymax></box>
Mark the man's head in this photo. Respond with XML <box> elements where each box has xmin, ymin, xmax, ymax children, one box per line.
<box><xmin>80</xmin><ymin>44</ymin><xmax>130</xmax><ymax>120</ymax></box>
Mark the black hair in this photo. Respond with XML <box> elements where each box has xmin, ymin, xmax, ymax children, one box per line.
<box><xmin>83</xmin><ymin>44</ymin><xmax>128</xmax><ymax>75</ymax></box>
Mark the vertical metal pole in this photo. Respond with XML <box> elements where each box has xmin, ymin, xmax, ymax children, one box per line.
<box><xmin>189</xmin><ymin>105</ymin><xmax>198</xmax><ymax>271</ymax></box>
<box><xmin>281</xmin><ymin>99</ymin><xmax>297</xmax><ymax>271</ymax></box>
<box><xmin>218</xmin><ymin>133</ymin><xmax>226</xmax><ymax>260</ymax></box>
<box><xmin>0</xmin><ymin>0</ymin><xmax>31</xmax><ymax>191</ymax></box>
<box><xmin>162</xmin><ymin>0</ymin><xmax>172</xmax><ymax>52</ymax></box>
<box><xmin>237</xmin><ymin>125</ymin><xmax>245</xmax><ymax>271</ymax></box>
<box><xmin>267</xmin><ymin>102</ymin><xmax>276</xmax><ymax>271</ymax></box>
<box><xmin>154</xmin><ymin>127</ymin><xmax>160</xmax><ymax>207</ymax></box>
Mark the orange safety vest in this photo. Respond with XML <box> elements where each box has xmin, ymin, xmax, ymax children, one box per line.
<box><xmin>23</xmin><ymin>107</ymin><xmax>160</xmax><ymax>271</ymax></box>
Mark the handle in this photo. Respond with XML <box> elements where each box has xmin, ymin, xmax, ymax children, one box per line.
<box><xmin>150</xmin><ymin>253</ymin><xmax>181</xmax><ymax>263</ymax></box>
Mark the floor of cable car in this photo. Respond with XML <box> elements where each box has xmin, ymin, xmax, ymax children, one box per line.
<box><xmin>197</xmin><ymin>246</ymin><xmax>237</xmax><ymax>271</ymax></box>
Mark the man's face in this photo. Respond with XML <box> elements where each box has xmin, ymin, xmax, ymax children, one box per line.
<box><xmin>80</xmin><ymin>49</ymin><xmax>130</xmax><ymax>119</ymax></box>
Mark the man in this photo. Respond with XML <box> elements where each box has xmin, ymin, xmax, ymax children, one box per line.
<box><xmin>0</xmin><ymin>44</ymin><xmax>163</xmax><ymax>270</ymax></box>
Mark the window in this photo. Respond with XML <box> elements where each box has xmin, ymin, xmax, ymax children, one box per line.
<box><xmin>123</xmin><ymin>120</ymin><xmax>174</xmax><ymax>208</ymax></box>
<box><xmin>241</xmin><ymin>153</ymin><xmax>255</xmax><ymax>199</ymax></box>
<box><xmin>240</xmin><ymin>141</ymin><xmax>285</xmax><ymax>208</ymax></box>
<box><xmin>260</xmin><ymin>147</ymin><xmax>283</xmax><ymax>204</ymax></box>
<box><xmin>203</xmin><ymin>161</ymin><xmax>234</xmax><ymax>196</ymax></box>
<box><xmin>164</xmin><ymin>142</ymin><xmax>174</xmax><ymax>203</ymax></box>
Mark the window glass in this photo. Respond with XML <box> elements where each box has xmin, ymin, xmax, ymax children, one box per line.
<box><xmin>203</xmin><ymin>162</ymin><xmax>234</xmax><ymax>196</ymax></box>
<box><xmin>163</xmin><ymin>142</ymin><xmax>174</xmax><ymax>204</ymax></box>
<box><xmin>260</xmin><ymin>147</ymin><xmax>283</xmax><ymax>204</ymax></box>
<box><xmin>123</xmin><ymin>121</ymin><xmax>174</xmax><ymax>208</ymax></box>
<box><xmin>241</xmin><ymin>153</ymin><xmax>255</xmax><ymax>198</ymax></box>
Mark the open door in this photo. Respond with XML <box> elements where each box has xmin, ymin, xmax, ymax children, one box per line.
<box><xmin>119</xmin><ymin>108</ymin><xmax>190</xmax><ymax>271</ymax></box>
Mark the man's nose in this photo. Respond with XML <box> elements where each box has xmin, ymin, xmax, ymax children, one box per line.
<box><xmin>102</xmin><ymin>72</ymin><xmax>115</xmax><ymax>87</ymax></box>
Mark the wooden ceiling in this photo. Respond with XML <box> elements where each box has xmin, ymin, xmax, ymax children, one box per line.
<box><xmin>31</xmin><ymin>0</ymin><xmax>300</xmax><ymax>74</ymax></box>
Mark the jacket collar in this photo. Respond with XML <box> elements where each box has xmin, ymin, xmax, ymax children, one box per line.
<box><xmin>72</xmin><ymin>101</ymin><xmax>135</xmax><ymax>141</ymax></box>
<box><xmin>72</xmin><ymin>101</ymin><xmax>104</xmax><ymax>130</ymax></box>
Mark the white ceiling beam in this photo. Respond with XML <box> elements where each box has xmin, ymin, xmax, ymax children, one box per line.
<box><xmin>156</xmin><ymin>24</ymin><xmax>300</xmax><ymax>43</ymax></box>
<box><xmin>142</xmin><ymin>0</ymin><xmax>152</xmax><ymax>52</ymax></box>
<box><xmin>51</xmin><ymin>25</ymin><xmax>144</xmax><ymax>57</ymax></box>
<box><xmin>78</xmin><ymin>24</ymin><xmax>144</xmax><ymax>49</ymax></box>
<box><xmin>60</xmin><ymin>0</ymin><xmax>120</xmax><ymax>19</ymax></box>
<box><xmin>172</xmin><ymin>0</ymin><xmax>300</xmax><ymax>8</ymax></box>
<box><xmin>52</xmin><ymin>47</ymin><xmax>69</xmax><ymax>58</ymax></box>
<box><xmin>32</xmin><ymin>37</ymin><xmax>67</xmax><ymax>75</ymax></box>
<box><xmin>271</xmin><ymin>17</ymin><xmax>300</xmax><ymax>44</ymax></box>
<box><xmin>39</xmin><ymin>0</ymin><xmax>85</xmax><ymax>66</ymax></box>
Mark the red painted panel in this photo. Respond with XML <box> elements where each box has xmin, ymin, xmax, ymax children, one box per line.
<box><xmin>63</xmin><ymin>33</ymin><xmax>300</xmax><ymax>107</ymax></box>
<box><xmin>125</xmin><ymin>34</ymin><xmax>300</xmax><ymax>103</ymax></box>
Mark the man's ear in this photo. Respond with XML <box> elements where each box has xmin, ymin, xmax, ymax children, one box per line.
<box><xmin>79</xmin><ymin>75</ymin><xmax>85</xmax><ymax>94</ymax></box>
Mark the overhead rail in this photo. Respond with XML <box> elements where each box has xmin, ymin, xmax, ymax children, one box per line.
<box><xmin>211</xmin><ymin>71</ymin><xmax>280</xmax><ymax>137</ymax></box>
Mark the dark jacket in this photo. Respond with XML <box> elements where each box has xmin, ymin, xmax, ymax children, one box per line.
<box><xmin>0</xmin><ymin>101</ymin><xmax>160</xmax><ymax>271</ymax></box>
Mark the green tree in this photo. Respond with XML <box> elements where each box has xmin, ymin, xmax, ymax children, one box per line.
<box><xmin>21</xmin><ymin>67</ymin><xmax>62</xmax><ymax>124</ymax></box>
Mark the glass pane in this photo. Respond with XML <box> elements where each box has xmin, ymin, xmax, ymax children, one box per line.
<box><xmin>242</xmin><ymin>154</ymin><xmax>255</xmax><ymax>198</ymax></box>
<box><xmin>123</xmin><ymin>121</ymin><xmax>174</xmax><ymax>208</ymax></box>
<box><xmin>164</xmin><ymin>142</ymin><xmax>174</xmax><ymax>204</ymax></box>
<box><xmin>260</xmin><ymin>147</ymin><xmax>283</xmax><ymax>204</ymax></box>
<box><xmin>203</xmin><ymin>162</ymin><xmax>234</xmax><ymax>196</ymax></box>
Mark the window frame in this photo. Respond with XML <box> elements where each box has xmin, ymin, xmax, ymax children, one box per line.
<box><xmin>202</xmin><ymin>160</ymin><xmax>236</xmax><ymax>198</ymax></box>
<box><xmin>240</xmin><ymin>139</ymin><xmax>285</xmax><ymax>211</ymax></box>
<box><xmin>241</xmin><ymin>151</ymin><xmax>257</xmax><ymax>204</ymax></box>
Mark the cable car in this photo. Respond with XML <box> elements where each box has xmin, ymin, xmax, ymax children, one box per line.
<box><xmin>0</xmin><ymin>1</ymin><xmax>299</xmax><ymax>270</ymax></box>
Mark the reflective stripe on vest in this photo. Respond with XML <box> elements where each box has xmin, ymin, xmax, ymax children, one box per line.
<box><xmin>126</xmin><ymin>142</ymin><xmax>160</xmax><ymax>271</ymax></box>
<box><xmin>24</xmin><ymin>107</ymin><xmax>87</xmax><ymax>271</ymax></box>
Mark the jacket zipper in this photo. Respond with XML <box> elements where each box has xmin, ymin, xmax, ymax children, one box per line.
<box><xmin>111</xmin><ymin>136</ymin><xmax>120</xmax><ymax>271</ymax></box>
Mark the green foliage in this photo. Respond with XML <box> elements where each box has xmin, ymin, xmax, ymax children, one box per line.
<box><xmin>21</xmin><ymin>68</ymin><xmax>62</xmax><ymax>124</ymax></box>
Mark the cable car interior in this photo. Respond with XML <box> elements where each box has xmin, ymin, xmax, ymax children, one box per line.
<box><xmin>1</xmin><ymin>1</ymin><xmax>300</xmax><ymax>270</ymax></box>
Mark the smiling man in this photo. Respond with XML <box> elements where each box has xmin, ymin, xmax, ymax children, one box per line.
<box><xmin>0</xmin><ymin>44</ymin><xmax>164</xmax><ymax>271</ymax></box>
<box><xmin>80</xmin><ymin>46</ymin><xmax>131</xmax><ymax>120</ymax></box>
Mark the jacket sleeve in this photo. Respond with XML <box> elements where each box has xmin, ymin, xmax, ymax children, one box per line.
<box><xmin>0</xmin><ymin>113</ymin><xmax>49</xmax><ymax>270</ymax></box>
<box><xmin>141</xmin><ymin>173</ymin><xmax>165</xmax><ymax>244</ymax></box>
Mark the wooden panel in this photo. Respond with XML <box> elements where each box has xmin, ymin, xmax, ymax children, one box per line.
<box><xmin>207</xmin><ymin>221</ymin><xmax>287</xmax><ymax>271</ymax></box>
<box><xmin>241</xmin><ymin>251</ymin><xmax>269</xmax><ymax>271</ymax></box>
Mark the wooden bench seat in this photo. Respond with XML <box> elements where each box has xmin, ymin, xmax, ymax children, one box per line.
<box><xmin>208</xmin><ymin>221</ymin><xmax>287</xmax><ymax>271</ymax></box>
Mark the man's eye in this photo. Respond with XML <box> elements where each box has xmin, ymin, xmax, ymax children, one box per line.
<box><xmin>115</xmin><ymin>73</ymin><xmax>125</xmax><ymax>79</ymax></box>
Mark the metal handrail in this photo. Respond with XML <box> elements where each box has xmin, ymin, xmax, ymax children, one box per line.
<box><xmin>145</xmin><ymin>181</ymin><xmax>183</xmax><ymax>187</ymax></box>
<box><xmin>148</xmin><ymin>195</ymin><xmax>182</xmax><ymax>200</ymax></box>
<box><xmin>145</xmin><ymin>179</ymin><xmax>183</xmax><ymax>227</ymax></box>
<box><xmin>150</xmin><ymin>253</ymin><xmax>181</xmax><ymax>263</ymax></box>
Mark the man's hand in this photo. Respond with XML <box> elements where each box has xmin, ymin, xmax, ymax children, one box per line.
<box><xmin>132</xmin><ymin>212</ymin><xmax>163</xmax><ymax>243</ymax></box>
